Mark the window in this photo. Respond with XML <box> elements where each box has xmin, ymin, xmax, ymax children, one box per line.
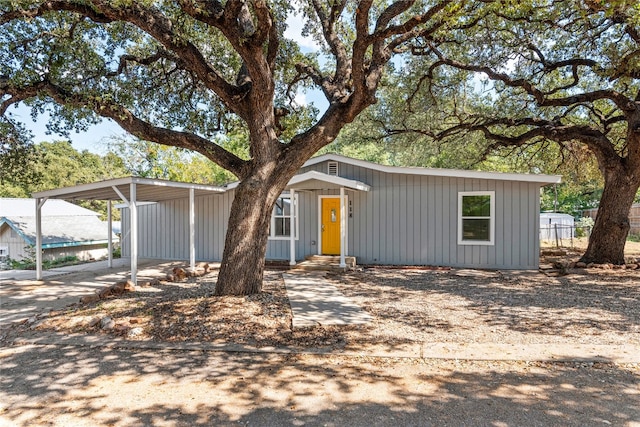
<box><xmin>0</xmin><ymin>246</ymin><xmax>8</xmax><ymax>258</ymax></box>
<box><xmin>458</xmin><ymin>191</ymin><xmax>495</xmax><ymax>245</ymax></box>
<box><xmin>269</xmin><ymin>194</ymin><xmax>298</xmax><ymax>240</ymax></box>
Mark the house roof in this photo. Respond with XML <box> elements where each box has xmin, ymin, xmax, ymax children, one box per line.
<box><xmin>32</xmin><ymin>176</ymin><xmax>226</xmax><ymax>202</ymax></box>
<box><xmin>0</xmin><ymin>198</ymin><xmax>113</xmax><ymax>248</ymax></box>
<box><xmin>0</xmin><ymin>198</ymin><xmax>99</xmax><ymax>217</ymax></box>
<box><xmin>305</xmin><ymin>153</ymin><xmax>562</xmax><ymax>184</ymax></box>
<box><xmin>285</xmin><ymin>171</ymin><xmax>371</xmax><ymax>191</ymax></box>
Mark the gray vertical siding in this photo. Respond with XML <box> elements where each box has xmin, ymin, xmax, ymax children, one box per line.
<box><xmin>122</xmin><ymin>191</ymin><xmax>233</xmax><ymax>262</ymax></box>
<box><xmin>299</xmin><ymin>160</ymin><xmax>542</xmax><ymax>269</ymax></box>
<box><xmin>122</xmin><ymin>159</ymin><xmax>544</xmax><ymax>269</ymax></box>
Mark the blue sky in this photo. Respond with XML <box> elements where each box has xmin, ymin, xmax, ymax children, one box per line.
<box><xmin>12</xmin><ymin>106</ymin><xmax>122</xmax><ymax>153</ymax></box>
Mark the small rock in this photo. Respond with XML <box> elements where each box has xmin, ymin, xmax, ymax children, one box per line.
<box><xmin>100</xmin><ymin>316</ymin><xmax>115</xmax><ymax>330</ymax></box>
<box><xmin>115</xmin><ymin>324</ymin><xmax>129</xmax><ymax>333</ymax></box>
<box><xmin>172</xmin><ymin>267</ymin><xmax>188</xmax><ymax>280</ymax></box>
<box><xmin>130</xmin><ymin>317</ymin><xmax>141</xmax><ymax>324</ymax></box>
<box><xmin>88</xmin><ymin>317</ymin><xmax>101</xmax><ymax>328</ymax></box>
<box><xmin>143</xmin><ymin>278</ymin><xmax>161</xmax><ymax>287</ymax></box>
<box><xmin>80</xmin><ymin>294</ymin><xmax>100</xmax><ymax>304</ymax></box>
<box><xmin>98</xmin><ymin>286</ymin><xmax>113</xmax><ymax>299</ymax></box>
<box><xmin>166</xmin><ymin>273</ymin><xmax>176</xmax><ymax>282</ymax></box>
<box><xmin>127</xmin><ymin>327</ymin><xmax>144</xmax><ymax>338</ymax></box>
<box><xmin>576</xmin><ymin>262</ymin><xmax>587</xmax><ymax>268</ymax></box>
<box><xmin>112</xmin><ymin>280</ymin><xmax>135</xmax><ymax>295</ymax></box>
<box><xmin>627</xmin><ymin>263</ymin><xmax>638</xmax><ymax>270</ymax></box>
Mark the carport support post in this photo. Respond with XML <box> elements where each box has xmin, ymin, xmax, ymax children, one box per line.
<box><xmin>35</xmin><ymin>197</ymin><xmax>47</xmax><ymax>280</ymax></box>
<box><xmin>130</xmin><ymin>183</ymin><xmax>138</xmax><ymax>285</ymax></box>
<box><xmin>290</xmin><ymin>189</ymin><xmax>296</xmax><ymax>266</ymax></box>
<box><xmin>189</xmin><ymin>188</ymin><xmax>195</xmax><ymax>272</ymax></box>
<box><xmin>339</xmin><ymin>187</ymin><xmax>346</xmax><ymax>268</ymax></box>
<box><xmin>107</xmin><ymin>200</ymin><xmax>113</xmax><ymax>268</ymax></box>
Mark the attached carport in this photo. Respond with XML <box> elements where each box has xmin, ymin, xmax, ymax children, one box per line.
<box><xmin>32</xmin><ymin>177</ymin><xmax>226</xmax><ymax>283</ymax></box>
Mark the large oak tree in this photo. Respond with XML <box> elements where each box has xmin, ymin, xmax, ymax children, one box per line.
<box><xmin>1</xmin><ymin>0</ymin><xmax>475</xmax><ymax>294</ymax></box>
<box><xmin>408</xmin><ymin>0</ymin><xmax>640</xmax><ymax>264</ymax></box>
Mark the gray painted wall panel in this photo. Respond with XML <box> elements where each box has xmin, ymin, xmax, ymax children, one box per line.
<box><xmin>123</xmin><ymin>159</ymin><xmax>544</xmax><ymax>269</ymax></box>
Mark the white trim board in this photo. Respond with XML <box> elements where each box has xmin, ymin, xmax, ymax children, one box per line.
<box><xmin>457</xmin><ymin>191</ymin><xmax>496</xmax><ymax>246</ymax></box>
<box><xmin>305</xmin><ymin>153</ymin><xmax>561</xmax><ymax>184</ymax></box>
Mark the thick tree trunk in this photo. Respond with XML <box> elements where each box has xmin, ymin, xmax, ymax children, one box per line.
<box><xmin>214</xmin><ymin>171</ymin><xmax>284</xmax><ymax>296</ymax></box>
<box><xmin>580</xmin><ymin>168</ymin><xmax>640</xmax><ymax>265</ymax></box>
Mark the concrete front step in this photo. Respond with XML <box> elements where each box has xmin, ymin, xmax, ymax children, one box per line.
<box><xmin>291</xmin><ymin>255</ymin><xmax>357</xmax><ymax>271</ymax></box>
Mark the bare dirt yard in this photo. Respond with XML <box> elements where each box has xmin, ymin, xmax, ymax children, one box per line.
<box><xmin>1</xmin><ymin>243</ymin><xmax>639</xmax><ymax>426</ymax></box>
<box><xmin>3</xmin><ymin>241</ymin><xmax>640</xmax><ymax>350</ymax></box>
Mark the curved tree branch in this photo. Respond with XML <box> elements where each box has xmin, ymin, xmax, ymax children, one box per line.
<box><xmin>1</xmin><ymin>1</ymin><xmax>251</xmax><ymax>116</ymax></box>
<box><xmin>5</xmin><ymin>79</ymin><xmax>249</xmax><ymax>177</ymax></box>
<box><xmin>428</xmin><ymin>46</ymin><xmax>637</xmax><ymax>113</ymax></box>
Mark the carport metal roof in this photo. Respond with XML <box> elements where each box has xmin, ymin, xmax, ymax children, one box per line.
<box><xmin>33</xmin><ymin>176</ymin><xmax>226</xmax><ymax>202</ymax></box>
<box><xmin>32</xmin><ymin>177</ymin><xmax>226</xmax><ymax>283</ymax></box>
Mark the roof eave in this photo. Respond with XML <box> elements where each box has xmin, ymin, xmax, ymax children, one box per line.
<box><xmin>305</xmin><ymin>153</ymin><xmax>562</xmax><ymax>184</ymax></box>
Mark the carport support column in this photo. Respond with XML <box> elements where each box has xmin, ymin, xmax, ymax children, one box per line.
<box><xmin>340</xmin><ymin>187</ymin><xmax>346</xmax><ymax>268</ymax></box>
<box><xmin>35</xmin><ymin>197</ymin><xmax>47</xmax><ymax>280</ymax></box>
<box><xmin>189</xmin><ymin>188</ymin><xmax>195</xmax><ymax>272</ymax></box>
<box><xmin>130</xmin><ymin>183</ymin><xmax>138</xmax><ymax>285</ymax></box>
<box><xmin>107</xmin><ymin>200</ymin><xmax>113</xmax><ymax>268</ymax></box>
<box><xmin>290</xmin><ymin>189</ymin><xmax>296</xmax><ymax>266</ymax></box>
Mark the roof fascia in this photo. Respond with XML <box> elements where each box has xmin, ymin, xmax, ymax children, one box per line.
<box><xmin>32</xmin><ymin>176</ymin><xmax>227</xmax><ymax>200</ymax></box>
<box><xmin>32</xmin><ymin>177</ymin><xmax>135</xmax><ymax>199</ymax></box>
<box><xmin>41</xmin><ymin>239</ymin><xmax>111</xmax><ymax>249</ymax></box>
<box><xmin>287</xmin><ymin>171</ymin><xmax>371</xmax><ymax>191</ymax></box>
<box><xmin>304</xmin><ymin>153</ymin><xmax>562</xmax><ymax>184</ymax></box>
<box><xmin>0</xmin><ymin>217</ymin><xmax>34</xmax><ymax>245</ymax></box>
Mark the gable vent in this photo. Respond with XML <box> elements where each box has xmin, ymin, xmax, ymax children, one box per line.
<box><xmin>327</xmin><ymin>161</ymin><xmax>339</xmax><ymax>176</ymax></box>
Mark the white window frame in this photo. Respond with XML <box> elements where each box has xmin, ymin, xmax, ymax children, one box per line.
<box><xmin>458</xmin><ymin>191</ymin><xmax>495</xmax><ymax>246</ymax></box>
<box><xmin>269</xmin><ymin>193</ymin><xmax>299</xmax><ymax>240</ymax></box>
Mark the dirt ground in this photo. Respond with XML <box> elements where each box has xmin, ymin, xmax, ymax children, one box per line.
<box><xmin>1</xmin><ymin>246</ymin><xmax>639</xmax><ymax>426</ymax></box>
<box><xmin>541</xmin><ymin>236</ymin><xmax>640</xmax><ymax>255</ymax></box>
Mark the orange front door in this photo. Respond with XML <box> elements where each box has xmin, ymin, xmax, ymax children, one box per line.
<box><xmin>321</xmin><ymin>198</ymin><xmax>341</xmax><ymax>255</ymax></box>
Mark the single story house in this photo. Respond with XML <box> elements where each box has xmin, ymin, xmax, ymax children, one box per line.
<box><xmin>0</xmin><ymin>198</ymin><xmax>114</xmax><ymax>263</ymax></box>
<box><xmin>115</xmin><ymin>154</ymin><xmax>560</xmax><ymax>270</ymax></box>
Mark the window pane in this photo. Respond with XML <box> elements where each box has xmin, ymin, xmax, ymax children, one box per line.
<box><xmin>274</xmin><ymin>197</ymin><xmax>291</xmax><ymax>216</ymax></box>
<box><xmin>274</xmin><ymin>217</ymin><xmax>290</xmax><ymax>236</ymax></box>
<box><xmin>462</xmin><ymin>195</ymin><xmax>491</xmax><ymax>217</ymax></box>
<box><xmin>462</xmin><ymin>219</ymin><xmax>490</xmax><ymax>241</ymax></box>
<box><xmin>282</xmin><ymin>198</ymin><xmax>291</xmax><ymax>216</ymax></box>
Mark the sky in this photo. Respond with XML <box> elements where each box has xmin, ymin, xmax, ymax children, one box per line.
<box><xmin>13</xmin><ymin>12</ymin><xmax>324</xmax><ymax>154</ymax></box>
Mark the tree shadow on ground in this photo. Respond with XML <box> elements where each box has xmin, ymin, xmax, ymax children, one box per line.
<box><xmin>1</xmin><ymin>344</ymin><xmax>638</xmax><ymax>426</ymax></box>
<box><xmin>334</xmin><ymin>268</ymin><xmax>640</xmax><ymax>344</ymax></box>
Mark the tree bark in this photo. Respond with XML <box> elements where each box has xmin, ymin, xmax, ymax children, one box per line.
<box><xmin>215</xmin><ymin>167</ymin><xmax>284</xmax><ymax>295</ymax></box>
<box><xmin>580</xmin><ymin>166</ymin><xmax>640</xmax><ymax>265</ymax></box>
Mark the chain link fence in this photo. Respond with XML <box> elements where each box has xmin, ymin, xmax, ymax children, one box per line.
<box><xmin>540</xmin><ymin>224</ymin><xmax>592</xmax><ymax>248</ymax></box>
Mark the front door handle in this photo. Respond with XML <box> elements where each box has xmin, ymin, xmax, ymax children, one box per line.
<box><xmin>321</xmin><ymin>224</ymin><xmax>325</xmax><ymax>232</ymax></box>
